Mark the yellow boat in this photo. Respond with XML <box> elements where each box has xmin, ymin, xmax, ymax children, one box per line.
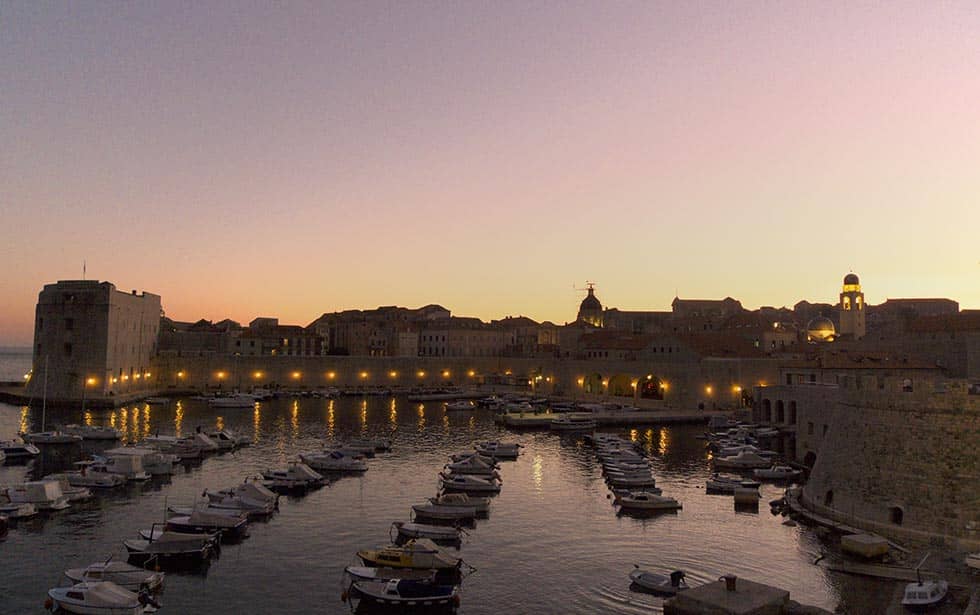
<box><xmin>357</xmin><ymin>538</ymin><xmax>460</xmax><ymax>570</ymax></box>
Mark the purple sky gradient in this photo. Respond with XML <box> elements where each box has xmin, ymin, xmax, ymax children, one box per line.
<box><xmin>2</xmin><ymin>2</ymin><xmax>978</xmax><ymax>344</ymax></box>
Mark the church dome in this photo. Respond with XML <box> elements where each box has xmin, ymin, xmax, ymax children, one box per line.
<box><xmin>843</xmin><ymin>273</ymin><xmax>859</xmax><ymax>285</ymax></box>
<box><xmin>580</xmin><ymin>292</ymin><xmax>601</xmax><ymax>312</ymax></box>
<box><xmin>806</xmin><ymin>316</ymin><xmax>836</xmax><ymax>343</ymax></box>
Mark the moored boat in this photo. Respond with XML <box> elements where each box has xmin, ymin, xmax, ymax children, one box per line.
<box><xmin>347</xmin><ymin>578</ymin><xmax>460</xmax><ymax>612</ymax></box>
<box><xmin>753</xmin><ymin>465</ymin><xmax>802</xmax><ymax>481</ymax></box>
<box><xmin>166</xmin><ymin>509</ymin><xmax>249</xmax><ymax>541</ymax></box>
<box><xmin>299</xmin><ymin>449</ymin><xmax>368</xmax><ymax>472</ymax></box>
<box><xmin>6</xmin><ymin>480</ymin><xmax>70</xmax><ymax>511</ymax></box>
<box><xmin>0</xmin><ymin>438</ymin><xmax>40</xmax><ymax>462</ymax></box>
<box><xmin>391</xmin><ymin>521</ymin><xmax>463</xmax><ymax>546</ymax></box>
<box><xmin>617</xmin><ymin>492</ymin><xmax>682</xmax><ymax>511</ymax></box>
<box><xmin>64</xmin><ymin>560</ymin><xmax>165</xmax><ymax>593</ymax></box>
<box><xmin>629</xmin><ymin>566</ymin><xmax>688</xmax><ymax>596</ymax></box>
<box><xmin>46</xmin><ymin>581</ymin><xmax>160</xmax><ymax>614</ymax></box>
<box><xmin>262</xmin><ymin>462</ymin><xmax>326</xmax><ymax>492</ymax></box>
<box><xmin>427</xmin><ymin>493</ymin><xmax>491</xmax><ymax>516</ymax></box>
<box><xmin>901</xmin><ymin>578</ymin><xmax>948</xmax><ymax>610</ymax></box>
<box><xmin>124</xmin><ymin>526</ymin><xmax>218</xmax><ymax>567</ymax></box>
<box><xmin>357</xmin><ymin>538</ymin><xmax>462</xmax><ymax>572</ymax></box>
<box><xmin>63</xmin><ymin>425</ymin><xmax>123</xmax><ymax>441</ymax></box>
<box><xmin>438</xmin><ymin>472</ymin><xmax>501</xmax><ymax>494</ymax></box>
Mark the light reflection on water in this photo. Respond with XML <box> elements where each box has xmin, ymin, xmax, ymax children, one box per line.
<box><xmin>0</xmin><ymin>396</ymin><xmax>886</xmax><ymax>614</ymax></box>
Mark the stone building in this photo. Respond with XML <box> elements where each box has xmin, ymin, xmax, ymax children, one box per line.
<box><xmin>837</xmin><ymin>273</ymin><xmax>866</xmax><ymax>339</ymax></box>
<box><xmin>28</xmin><ymin>280</ymin><xmax>161</xmax><ymax>401</ymax></box>
<box><xmin>576</xmin><ymin>284</ymin><xmax>603</xmax><ymax>327</ymax></box>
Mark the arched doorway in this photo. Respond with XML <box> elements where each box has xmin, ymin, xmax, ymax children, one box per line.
<box><xmin>639</xmin><ymin>376</ymin><xmax>663</xmax><ymax>400</ymax></box>
<box><xmin>762</xmin><ymin>399</ymin><xmax>772</xmax><ymax>423</ymax></box>
<box><xmin>608</xmin><ymin>374</ymin><xmax>633</xmax><ymax>397</ymax></box>
<box><xmin>584</xmin><ymin>373</ymin><xmax>604</xmax><ymax>395</ymax></box>
<box><xmin>776</xmin><ymin>400</ymin><xmax>785</xmax><ymax>424</ymax></box>
<box><xmin>788</xmin><ymin>401</ymin><xmax>798</xmax><ymax>425</ymax></box>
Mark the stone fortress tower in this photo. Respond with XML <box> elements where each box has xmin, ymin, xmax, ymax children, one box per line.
<box><xmin>576</xmin><ymin>283</ymin><xmax>603</xmax><ymax>327</ymax></box>
<box><xmin>838</xmin><ymin>272</ymin><xmax>865</xmax><ymax>339</ymax></box>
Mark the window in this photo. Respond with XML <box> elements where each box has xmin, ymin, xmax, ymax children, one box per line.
<box><xmin>65</xmin><ymin>318</ymin><xmax>74</xmax><ymax>331</ymax></box>
<box><xmin>890</xmin><ymin>506</ymin><xmax>904</xmax><ymax>526</ymax></box>
<box><xmin>64</xmin><ymin>342</ymin><xmax>73</xmax><ymax>356</ymax></box>
<box><xmin>822</xmin><ymin>424</ymin><xmax>828</xmax><ymax>436</ymax></box>
<box><xmin>807</xmin><ymin>422</ymin><xmax>814</xmax><ymax>435</ymax></box>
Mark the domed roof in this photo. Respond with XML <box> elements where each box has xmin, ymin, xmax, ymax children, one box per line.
<box><xmin>806</xmin><ymin>316</ymin><xmax>836</xmax><ymax>342</ymax></box>
<box><xmin>843</xmin><ymin>273</ymin><xmax>859</xmax><ymax>285</ymax></box>
<box><xmin>580</xmin><ymin>291</ymin><xmax>601</xmax><ymax>311</ymax></box>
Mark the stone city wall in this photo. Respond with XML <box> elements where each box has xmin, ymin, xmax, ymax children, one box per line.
<box><xmin>801</xmin><ymin>382</ymin><xmax>980</xmax><ymax>549</ymax></box>
<box><xmin>145</xmin><ymin>354</ymin><xmax>783</xmax><ymax>410</ymax></box>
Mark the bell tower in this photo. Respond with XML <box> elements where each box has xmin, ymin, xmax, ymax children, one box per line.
<box><xmin>838</xmin><ymin>272</ymin><xmax>865</xmax><ymax>339</ymax></box>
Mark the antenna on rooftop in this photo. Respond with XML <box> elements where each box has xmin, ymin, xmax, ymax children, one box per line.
<box><xmin>83</xmin><ymin>260</ymin><xmax>86</xmax><ymax>280</ymax></box>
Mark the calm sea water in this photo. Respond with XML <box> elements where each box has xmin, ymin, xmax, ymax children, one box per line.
<box><xmin>0</xmin><ymin>365</ymin><xmax>893</xmax><ymax>613</ymax></box>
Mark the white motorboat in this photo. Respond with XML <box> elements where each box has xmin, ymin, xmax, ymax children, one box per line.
<box><xmin>474</xmin><ymin>441</ymin><xmax>522</xmax><ymax>459</ymax></box>
<box><xmin>753</xmin><ymin>465</ymin><xmax>802</xmax><ymax>481</ymax></box>
<box><xmin>205</xmin><ymin>429</ymin><xmax>250</xmax><ymax>450</ymax></box>
<box><xmin>90</xmin><ymin>455</ymin><xmax>150</xmax><ymax>481</ymax></box>
<box><xmin>611</xmin><ymin>487</ymin><xmax>663</xmax><ymax>502</ymax></box>
<box><xmin>40</xmin><ymin>476</ymin><xmax>92</xmax><ymax>502</ymax></box>
<box><xmin>0</xmin><ymin>498</ymin><xmax>38</xmax><ymax>518</ymax></box>
<box><xmin>6</xmin><ymin>480</ymin><xmax>70</xmax><ymax>511</ymax></box>
<box><xmin>208</xmin><ymin>394</ymin><xmax>257</xmax><ymax>408</ymax></box>
<box><xmin>449</xmin><ymin>452</ymin><xmax>496</xmax><ymax>465</ymax></box>
<box><xmin>124</xmin><ymin>528</ymin><xmax>218</xmax><ymax>566</ymax></box>
<box><xmin>439</xmin><ymin>472</ymin><xmax>501</xmax><ymax>494</ymax></box>
<box><xmin>706</xmin><ymin>474</ymin><xmax>760</xmax><ymax>494</ymax></box>
<box><xmin>713</xmin><ymin>451</ymin><xmax>771</xmax><ymax>470</ymax></box>
<box><xmin>629</xmin><ymin>566</ymin><xmax>688</xmax><ymax>595</ymax></box>
<box><xmin>348</xmin><ymin>578</ymin><xmax>459</xmax><ymax>612</ymax></box>
<box><xmin>550</xmin><ymin>415</ymin><xmax>597</xmax><ymax>431</ymax></box>
<box><xmin>186</xmin><ymin>432</ymin><xmax>220</xmax><ymax>452</ymax></box>
<box><xmin>428</xmin><ymin>493</ymin><xmax>491</xmax><ymax>516</ymax></box>
<box><xmin>445</xmin><ymin>401</ymin><xmax>475</xmax><ymax>411</ymax></box>
<box><xmin>331</xmin><ymin>442</ymin><xmax>376</xmax><ymax>457</ymax></box>
<box><xmin>444</xmin><ymin>456</ymin><xmax>500</xmax><ymax>477</ymax></box>
<box><xmin>391</xmin><ymin>521</ymin><xmax>463</xmax><ymax>546</ymax></box>
<box><xmin>47</xmin><ymin>581</ymin><xmax>159</xmax><ymax>614</ymax></box>
<box><xmin>166</xmin><ymin>509</ymin><xmax>249</xmax><ymax>541</ymax></box>
<box><xmin>617</xmin><ymin>492</ymin><xmax>681</xmax><ymax>511</ymax></box>
<box><xmin>206</xmin><ymin>481</ymin><xmax>278</xmax><ymax>516</ymax></box>
<box><xmin>63</xmin><ymin>425</ymin><xmax>123</xmax><ymax>441</ymax></box>
<box><xmin>105</xmin><ymin>447</ymin><xmax>177</xmax><ymax>476</ymax></box>
<box><xmin>22</xmin><ymin>430</ymin><xmax>82</xmax><ymax>445</ymax></box>
<box><xmin>64</xmin><ymin>560</ymin><xmax>165</xmax><ymax>592</ymax></box>
<box><xmin>901</xmin><ymin>578</ymin><xmax>948</xmax><ymax>609</ymax></box>
<box><xmin>0</xmin><ymin>438</ymin><xmax>40</xmax><ymax>461</ymax></box>
<box><xmin>69</xmin><ymin>462</ymin><xmax>127</xmax><ymax>488</ymax></box>
<box><xmin>300</xmin><ymin>450</ymin><xmax>368</xmax><ymax>472</ymax></box>
<box><xmin>262</xmin><ymin>462</ymin><xmax>326</xmax><ymax>491</ymax></box>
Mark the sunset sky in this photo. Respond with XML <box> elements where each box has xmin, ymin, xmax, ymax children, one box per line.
<box><xmin>2</xmin><ymin>2</ymin><xmax>979</xmax><ymax>345</ymax></box>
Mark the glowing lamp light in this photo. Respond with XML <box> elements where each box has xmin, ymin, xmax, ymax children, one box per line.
<box><xmin>23</xmin><ymin>373</ymin><xmax>30</xmax><ymax>380</ymax></box>
<box><xmin>327</xmin><ymin>371</ymin><xmax>336</xmax><ymax>379</ymax></box>
<box><xmin>504</xmin><ymin>370</ymin><xmax>512</xmax><ymax>376</ymax></box>
<box><xmin>134</xmin><ymin>374</ymin><xmax>141</xmax><ymax>379</ymax></box>
<box><xmin>545</xmin><ymin>376</ymin><xmax>551</xmax><ymax>383</ymax></box>
<box><xmin>111</xmin><ymin>377</ymin><xmax>118</xmax><ymax>384</ymax></box>
<box><xmin>660</xmin><ymin>382</ymin><xmax>669</xmax><ymax>391</ymax></box>
<box><xmin>254</xmin><ymin>371</ymin><xmax>264</xmax><ymax>379</ymax></box>
<box><xmin>216</xmin><ymin>371</ymin><xmax>225</xmax><ymax>380</ymax></box>
<box><xmin>417</xmin><ymin>370</ymin><xmax>426</xmax><ymax>378</ymax></box>
<box><xmin>86</xmin><ymin>377</ymin><xmax>97</xmax><ymax>386</ymax></box>
<box><xmin>177</xmin><ymin>371</ymin><xmax>185</xmax><ymax>378</ymax></box>
<box><xmin>359</xmin><ymin>371</ymin><xmax>368</xmax><ymax>379</ymax></box>
<box><xmin>145</xmin><ymin>373</ymin><xmax>151</xmax><ymax>379</ymax></box>
<box><xmin>389</xmin><ymin>371</ymin><xmax>398</xmax><ymax>378</ymax></box>
<box><xmin>631</xmin><ymin>380</ymin><xmax>638</xmax><ymax>389</ymax></box>
<box><xmin>577</xmin><ymin>377</ymin><xmax>584</xmax><ymax>386</ymax></box>
<box><xmin>291</xmin><ymin>371</ymin><xmax>301</xmax><ymax>380</ymax></box>
<box><xmin>733</xmin><ymin>385</ymin><xmax>742</xmax><ymax>393</ymax></box>
<box><xmin>442</xmin><ymin>370</ymin><xmax>450</xmax><ymax>378</ymax></box>
<box><xmin>705</xmin><ymin>385</ymin><xmax>713</xmax><ymax>395</ymax></box>
<box><xmin>121</xmin><ymin>375</ymin><xmax>129</xmax><ymax>381</ymax></box>
<box><xmin>467</xmin><ymin>370</ymin><xmax>475</xmax><ymax>377</ymax></box>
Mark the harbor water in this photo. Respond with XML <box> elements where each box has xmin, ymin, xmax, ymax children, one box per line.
<box><xmin>1</xmin><ymin>387</ymin><xmax>893</xmax><ymax>613</ymax></box>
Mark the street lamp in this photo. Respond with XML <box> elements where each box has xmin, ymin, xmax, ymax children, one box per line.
<box><xmin>82</xmin><ymin>377</ymin><xmax>96</xmax><ymax>413</ymax></box>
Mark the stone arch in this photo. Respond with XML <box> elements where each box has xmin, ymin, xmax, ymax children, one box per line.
<box><xmin>788</xmin><ymin>401</ymin><xmax>798</xmax><ymax>425</ymax></box>
<box><xmin>803</xmin><ymin>451</ymin><xmax>817</xmax><ymax>468</ymax></box>
<box><xmin>762</xmin><ymin>399</ymin><xmax>772</xmax><ymax>423</ymax></box>
<box><xmin>607</xmin><ymin>374</ymin><xmax>634</xmax><ymax>397</ymax></box>
<box><xmin>889</xmin><ymin>506</ymin><xmax>904</xmax><ymax>526</ymax></box>
<box><xmin>584</xmin><ymin>373</ymin><xmax>604</xmax><ymax>394</ymax></box>
<box><xmin>776</xmin><ymin>400</ymin><xmax>785</xmax><ymax>424</ymax></box>
<box><xmin>639</xmin><ymin>376</ymin><xmax>663</xmax><ymax>400</ymax></box>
